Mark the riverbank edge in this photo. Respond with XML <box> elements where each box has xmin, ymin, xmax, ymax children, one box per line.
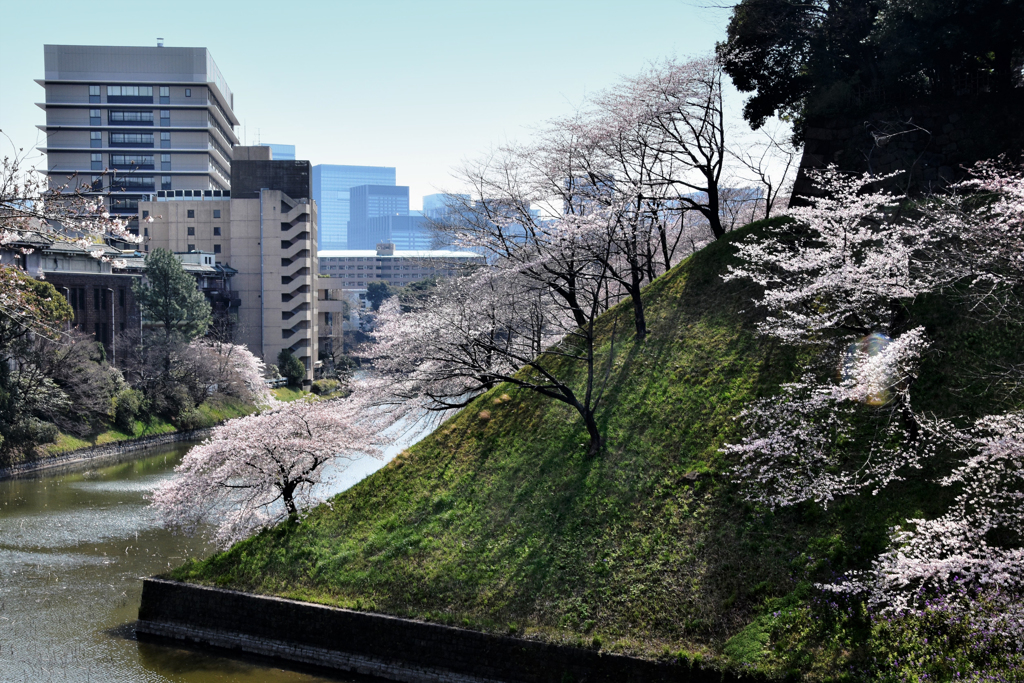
<box><xmin>136</xmin><ymin>578</ymin><xmax>753</xmax><ymax>683</ymax></box>
<box><xmin>0</xmin><ymin>428</ymin><xmax>211</xmax><ymax>480</ymax></box>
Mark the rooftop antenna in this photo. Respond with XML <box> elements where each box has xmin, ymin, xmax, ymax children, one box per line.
<box><xmin>157</xmin><ymin>37</ymin><xmax>164</xmax><ymax>48</ymax></box>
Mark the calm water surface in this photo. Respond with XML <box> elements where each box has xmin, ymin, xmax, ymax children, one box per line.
<box><xmin>0</xmin><ymin>439</ymin><xmax>411</xmax><ymax>683</ymax></box>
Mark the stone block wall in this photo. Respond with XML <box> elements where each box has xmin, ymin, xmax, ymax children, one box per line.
<box><xmin>137</xmin><ymin>578</ymin><xmax>754</xmax><ymax>683</ymax></box>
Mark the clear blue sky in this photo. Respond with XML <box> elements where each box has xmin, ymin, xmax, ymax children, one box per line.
<box><xmin>0</xmin><ymin>0</ymin><xmax>734</xmax><ymax>210</ymax></box>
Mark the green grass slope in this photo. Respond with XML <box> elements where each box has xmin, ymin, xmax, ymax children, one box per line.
<box><xmin>173</xmin><ymin>220</ymin><xmax>1024</xmax><ymax>679</ymax></box>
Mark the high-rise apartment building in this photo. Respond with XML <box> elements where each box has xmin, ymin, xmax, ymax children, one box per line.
<box><xmin>140</xmin><ymin>149</ymin><xmax>319</xmax><ymax>385</ymax></box>
<box><xmin>37</xmin><ymin>45</ymin><xmax>239</xmax><ymax>224</ymax></box>
<box><xmin>311</xmin><ymin>165</ymin><xmax>396</xmax><ymax>249</ymax></box>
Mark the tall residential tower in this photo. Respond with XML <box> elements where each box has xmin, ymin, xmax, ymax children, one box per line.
<box><xmin>37</xmin><ymin>44</ymin><xmax>239</xmax><ymax>226</ymax></box>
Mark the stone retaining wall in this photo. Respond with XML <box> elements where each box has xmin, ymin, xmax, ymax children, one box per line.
<box><xmin>0</xmin><ymin>428</ymin><xmax>210</xmax><ymax>480</ymax></box>
<box><xmin>137</xmin><ymin>578</ymin><xmax>751</xmax><ymax>683</ymax></box>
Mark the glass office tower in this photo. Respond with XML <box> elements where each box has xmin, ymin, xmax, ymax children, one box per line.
<box><xmin>312</xmin><ymin>165</ymin><xmax>396</xmax><ymax>249</ymax></box>
<box><xmin>347</xmin><ymin>185</ymin><xmax>410</xmax><ymax>249</ymax></box>
<box><xmin>260</xmin><ymin>143</ymin><xmax>295</xmax><ymax>160</ymax></box>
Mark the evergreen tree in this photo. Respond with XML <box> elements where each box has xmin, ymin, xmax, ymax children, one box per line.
<box><xmin>277</xmin><ymin>348</ymin><xmax>306</xmax><ymax>387</ymax></box>
<box><xmin>134</xmin><ymin>248</ymin><xmax>211</xmax><ymax>340</ymax></box>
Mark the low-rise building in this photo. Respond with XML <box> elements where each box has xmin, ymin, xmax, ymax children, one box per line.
<box><xmin>316</xmin><ymin>242</ymin><xmax>483</xmax><ymax>363</ymax></box>
<box><xmin>0</xmin><ymin>232</ymin><xmax>140</xmax><ymax>362</ymax></box>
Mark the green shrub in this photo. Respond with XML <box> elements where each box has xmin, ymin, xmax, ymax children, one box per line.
<box><xmin>28</xmin><ymin>419</ymin><xmax>59</xmax><ymax>445</ymax></box>
<box><xmin>174</xmin><ymin>408</ymin><xmax>204</xmax><ymax>431</ymax></box>
<box><xmin>113</xmin><ymin>388</ymin><xmax>145</xmax><ymax>433</ymax></box>
<box><xmin>310</xmin><ymin>379</ymin><xmax>340</xmax><ymax>395</ymax></box>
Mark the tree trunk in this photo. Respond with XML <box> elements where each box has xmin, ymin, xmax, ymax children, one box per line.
<box><xmin>659</xmin><ymin>223</ymin><xmax>672</xmax><ymax>272</ymax></box>
<box><xmin>583</xmin><ymin>408</ymin><xmax>602</xmax><ymax>459</ymax></box>
<box><xmin>282</xmin><ymin>482</ymin><xmax>298</xmax><ymax>517</ymax></box>
<box><xmin>706</xmin><ymin>187</ymin><xmax>725</xmax><ymax>240</ymax></box>
<box><xmin>630</xmin><ymin>267</ymin><xmax>647</xmax><ymax>340</ymax></box>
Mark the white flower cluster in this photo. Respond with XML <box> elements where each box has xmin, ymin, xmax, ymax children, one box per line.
<box><xmin>726</xmin><ymin>163</ymin><xmax>1024</xmax><ymax>640</ymax></box>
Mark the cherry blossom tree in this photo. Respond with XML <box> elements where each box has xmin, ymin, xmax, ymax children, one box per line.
<box><xmin>724</xmin><ymin>161</ymin><xmax>1024</xmax><ymax>646</ymax></box>
<box><xmin>364</xmin><ymin>246</ymin><xmax>611</xmax><ymax>457</ymax></box>
<box><xmin>724</xmin><ymin>166</ymin><xmax>941</xmax><ymax>343</ymax></box>
<box><xmin>919</xmin><ymin>159</ymin><xmax>1024</xmax><ymax>322</ymax></box>
<box><xmin>639</xmin><ymin>56</ymin><xmax>731</xmax><ymax>240</ymax></box>
<box><xmin>1</xmin><ymin>150</ymin><xmax>143</xmax><ymax>257</ymax></box>
<box><xmin>727</xmin><ymin>121</ymin><xmax>800</xmax><ymax>221</ymax></box>
<box><xmin>188</xmin><ymin>339</ymin><xmax>274</xmax><ymax>407</ymax></box>
<box><xmin>824</xmin><ymin>412</ymin><xmax>1024</xmax><ymax>639</ymax></box>
<box><xmin>724</xmin><ymin>327</ymin><xmax>934</xmax><ymax>508</ymax></box>
<box><xmin>152</xmin><ymin>396</ymin><xmax>386</xmax><ymax>548</ymax></box>
<box><xmin>2</xmin><ymin>145</ymin><xmax>144</xmax><ymax>338</ymax></box>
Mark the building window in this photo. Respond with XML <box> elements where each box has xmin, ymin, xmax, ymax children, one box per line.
<box><xmin>89</xmin><ymin>85</ymin><xmax>101</xmax><ymax>103</ymax></box>
<box><xmin>90</xmin><ymin>131</ymin><xmax>102</xmax><ymax>148</ymax></box>
<box><xmin>187</xmin><ymin>244</ymin><xmax>195</xmax><ymax>252</ymax></box>
<box><xmin>213</xmin><ymin>226</ymin><xmax>221</xmax><ymax>236</ymax></box>
<box><xmin>213</xmin><ymin>244</ymin><xmax>221</xmax><ymax>254</ymax></box>
<box><xmin>160</xmin><ymin>132</ymin><xmax>170</xmax><ymax>149</ymax></box>
<box><xmin>91</xmin><ymin>153</ymin><xmax>103</xmax><ymax>171</ymax></box>
<box><xmin>144</xmin><ymin>227</ymin><xmax>149</xmax><ymax>236</ymax></box>
<box><xmin>90</xmin><ymin>175</ymin><xmax>103</xmax><ymax>191</ymax></box>
<box><xmin>106</xmin><ymin>85</ymin><xmax>153</xmax><ymax>97</ymax></box>
<box><xmin>159</xmin><ymin>86</ymin><xmax>169</xmax><ymax>104</ymax></box>
<box><xmin>89</xmin><ymin>109</ymin><xmax>101</xmax><ymax>125</ymax></box>
<box><xmin>110</xmin><ymin>154</ymin><xmax>154</xmax><ymax>169</ymax></box>
<box><xmin>142</xmin><ymin>210</ymin><xmax>149</xmax><ymax>219</ymax></box>
<box><xmin>109</xmin><ymin>110</ymin><xmax>154</xmax><ymax>124</ymax></box>
<box><xmin>213</xmin><ymin>209</ymin><xmax>220</xmax><ymax>219</ymax></box>
<box><xmin>187</xmin><ymin>226</ymin><xmax>195</xmax><ymax>236</ymax></box>
<box><xmin>187</xmin><ymin>210</ymin><xmax>194</xmax><ymax>218</ymax></box>
<box><xmin>109</xmin><ymin>132</ymin><xmax>154</xmax><ymax>146</ymax></box>
<box><xmin>110</xmin><ymin>175</ymin><xmax>154</xmax><ymax>191</ymax></box>
<box><xmin>160</xmin><ymin>110</ymin><xmax>170</xmax><ymax>126</ymax></box>
<box><xmin>161</xmin><ymin>154</ymin><xmax>171</xmax><ymax>171</ymax></box>
<box><xmin>185</xmin><ymin>88</ymin><xmax>191</xmax><ymax>97</ymax></box>
<box><xmin>161</xmin><ymin>175</ymin><xmax>171</xmax><ymax>190</ymax></box>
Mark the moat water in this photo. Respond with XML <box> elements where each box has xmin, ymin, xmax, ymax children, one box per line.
<box><xmin>0</xmin><ymin>439</ymin><xmax>410</xmax><ymax>682</ymax></box>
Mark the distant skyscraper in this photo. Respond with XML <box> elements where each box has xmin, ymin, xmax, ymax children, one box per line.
<box><xmin>260</xmin><ymin>143</ymin><xmax>295</xmax><ymax>160</ymax></box>
<box><xmin>364</xmin><ymin>215</ymin><xmax>432</xmax><ymax>250</ymax></box>
<box><xmin>422</xmin><ymin>193</ymin><xmax>469</xmax><ymax>219</ymax></box>
<box><xmin>347</xmin><ymin>185</ymin><xmax>410</xmax><ymax>249</ymax></box>
<box><xmin>312</xmin><ymin>165</ymin><xmax>396</xmax><ymax>249</ymax></box>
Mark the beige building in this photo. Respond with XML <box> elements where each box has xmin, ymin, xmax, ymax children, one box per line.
<box><xmin>317</xmin><ymin>243</ymin><xmax>483</xmax><ymax>342</ymax></box>
<box><xmin>141</xmin><ymin>150</ymin><xmax>318</xmax><ymax>384</ymax></box>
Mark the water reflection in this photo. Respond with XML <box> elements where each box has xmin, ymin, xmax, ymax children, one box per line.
<box><xmin>0</xmin><ymin>443</ymin><xmax>359</xmax><ymax>682</ymax></box>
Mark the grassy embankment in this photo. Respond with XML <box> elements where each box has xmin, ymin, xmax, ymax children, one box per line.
<box><xmin>171</xmin><ymin>219</ymin><xmax>1024</xmax><ymax>679</ymax></box>
<box><xmin>43</xmin><ymin>385</ymin><xmax>305</xmax><ymax>456</ymax></box>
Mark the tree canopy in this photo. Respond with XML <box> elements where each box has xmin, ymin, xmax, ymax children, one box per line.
<box><xmin>134</xmin><ymin>248</ymin><xmax>211</xmax><ymax>340</ymax></box>
<box><xmin>717</xmin><ymin>0</ymin><xmax>1024</xmax><ymax>132</ymax></box>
